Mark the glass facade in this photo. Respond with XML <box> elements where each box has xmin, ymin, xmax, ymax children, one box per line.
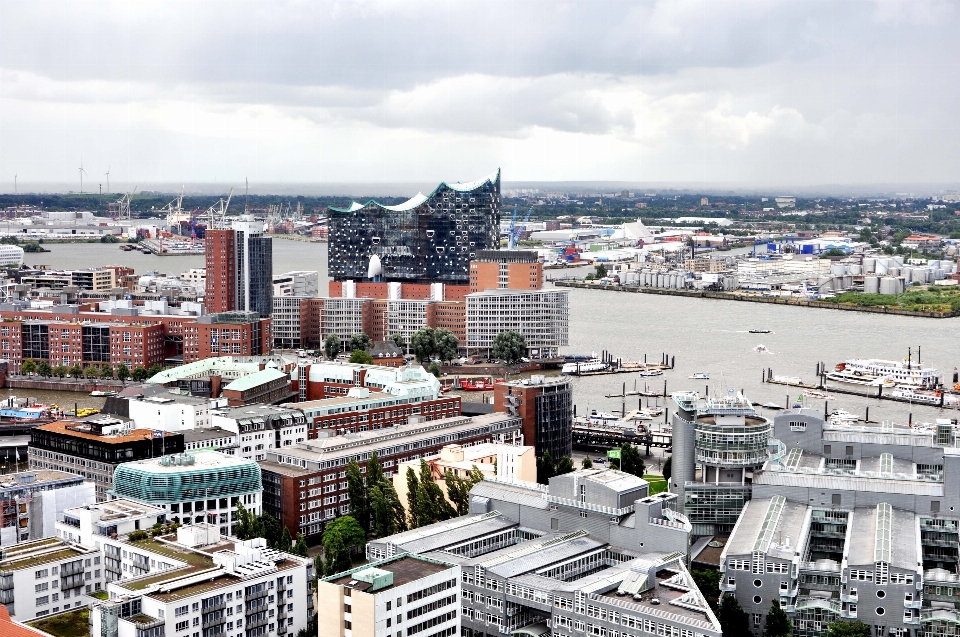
<box><xmin>82</xmin><ymin>325</ymin><xmax>111</xmax><ymax>362</ymax></box>
<box><xmin>328</xmin><ymin>171</ymin><xmax>501</xmax><ymax>283</ymax></box>
<box><xmin>239</xmin><ymin>233</ymin><xmax>273</xmax><ymax>319</ymax></box>
<box><xmin>112</xmin><ymin>456</ymin><xmax>262</xmax><ymax>502</ymax></box>
<box><xmin>22</xmin><ymin>323</ymin><xmax>48</xmax><ymax>360</ymax></box>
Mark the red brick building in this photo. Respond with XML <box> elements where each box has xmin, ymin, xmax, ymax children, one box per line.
<box><xmin>205</xmin><ymin>229</ymin><xmax>238</xmax><ymax>313</ymax></box>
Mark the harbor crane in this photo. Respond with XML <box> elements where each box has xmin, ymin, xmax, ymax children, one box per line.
<box><xmin>161</xmin><ymin>186</ymin><xmax>187</xmax><ymax>228</ymax></box>
<box><xmin>202</xmin><ymin>188</ymin><xmax>234</xmax><ymax>230</ymax></box>
<box><xmin>507</xmin><ymin>205</ymin><xmax>533</xmax><ymax>249</ymax></box>
<box><xmin>108</xmin><ymin>188</ymin><xmax>137</xmax><ymax>220</ymax></box>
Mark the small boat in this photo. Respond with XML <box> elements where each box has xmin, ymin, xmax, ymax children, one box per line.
<box><xmin>830</xmin><ymin>409</ymin><xmax>859</xmax><ymax>424</ymax></box>
<box><xmin>803</xmin><ymin>389</ymin><xmax>834</xmax><ymax>400</ymax></box>
<box><xmin>639</xmin><ymin>369</ymin><xmax>663</xmax><ymax>377</ymax></box>
<box><xmin>689</xmin><ymin>372</ymin><xmax>709</xmax><ymax>380</ymax></box>
<box><xmin>459</xmin><ymin>379</ymin><xmax>496</xmax><ymax>391</ymax></box>
<box><xmin>761</xmin><ymin>402</ymin><xmax>783</xmax><ymax>410</ymax></box>
<box><xmin>90</xmin><ymin>390</ymin><xmax>118</xmax><ymax>397</ymax></box>
<box><xmin>749</xmin><ymin>329</ymin><xmax>772</xmax><ymax>334</ymax></box>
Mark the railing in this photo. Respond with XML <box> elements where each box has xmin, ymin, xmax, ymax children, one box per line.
<box><xmin>648</xmin><ymin>516</ymin><xmax>689</xmax><ymax>531</ymax></box>
<box><xmin>244</xmin><ymin>615</ymin><xmax>269</xmax><ymax>630</ymax></box>
<box><xmin>202</xmin><ymin>614</ymin><xmax>225</xmax><ymax>629</ymax></box>
<box><xmin>202</xmin><ymin>601</ymin><xmax>226</xmax><ymax>614</ymax></box>
<box><xmin>795</xmin><ymin>598</ymin><xmax>840</xmax><ymax>613</ymax></box>
<box><xmin>545</xmin><ymin>495</ymin><xmax>634</xmax><ymax>517</ymax></box>
<box><xmin>924</xmin><ymin>570</ymin><xmax>960</xmax><ymax>583</ymax></box>
<box><xmin>799</xmin><ymin>561</ymin><xmax>841</xmax><ymax>573</ymax></box>
<box><xmin>765</xmin><ymin>463</ymin><xmax>942</xmax><ymax>482</ymax></box>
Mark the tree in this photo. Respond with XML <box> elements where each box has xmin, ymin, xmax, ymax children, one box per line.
<box><xmin>293</xmin><ymin>533</ymin><xmax>309</xmax><ymax>557</ymax></box>
<box><xmin>323</xmin><ymin>334</ymin><xmax>341</xmax><ymax>360</ymax></box>
<box><xmin>381</xmin><ymin>480</ymin><xmax>408</xmax><ymax>533</ymax></box>
<box><xmin>537</xmin><ymin>450</ymin><xmax>555</xmax><ymax>485</ymax></box>
<box><xmin>20</xmin><ymin>360</ymin><xmax>36</xmax><ymax>375</ymax></box>
<box><xmin>116</xmin><ymin>364</ymin><xmax>130</xmax><ymax>383</ymax></box>
<box><xmin>555</xmin><ymin>455</ymin><xmax>575</xmax><ymax>476</ymax></box>
<box><xmin>349</xmin><ymin>349</ymin><xmax>374</xmax><ymax>365</ymax></box>
<box><xmin>662</xmin><ymin>455</ymin><xmax>672</xmax><ymax>482</ymax></box>
<box><xmin>147</xmin><ymin>364</ymin><xmax>163</xmax><ymax>378</ymax></box>
<box><xmin>445</xmin><ymin>465</ymin><xmax>484</xmax><ymax>515</ymax></box>
<box><xmin>581</xmin><ymin>457</ymin><xmax>593</xmax><ymax>469</ymax></box>
<box><xmin>84</xmin><ymin>365</ymin><xmax>100</xmax><ymax>378</ymax></box>
<box><xmin>37</xmin><ymin>360</ymin><xmax>51</xmax><ymax>377</ymax></box>
<box><xmin>100</xmin><ymin>364</ymin><xmax>114</xmax><ymax>379</ymax></box>
<box><xmin>279</xmin><ymin>526</ymin><xmax>293</xmax><ymax>553</ymax></box>
<box><xmin>434</xmin><ymin>329</ymin><xmax>459</xmax><ymax>363</ymax></box>
<box><xmin>691</xmin><ymin>569</ymin><xmax>720</xmax><ymax>601</ymax></box>
<box><xmin>825</xmin><ymin>620</ymin><xmax>871</xmax><ymax>637</ymax></box>
<box><xmin>370</xmin><ymin>485</ymin><xmax>395</xmax><ymax>538</ymax></box>
<box><xmin>100</xmin><ymin>234</ymin><xmax>120</xmax><ymax>243</ymax></box>
<box><xmin>132</xmin><ymin>366</ymin><xmax>148</xmax><ymax>382</ymax></box>
<box><xmin>595</xmin><ymin>263</ymin><xmax>608</xmax><ymax>279</ymax></box>
<box><xmin>321</xmin><ymin>515</ymin><xmax>365</xmax><ymax>576</ymax></box>
<box><xmin>406</xmin><ymin>467</ymin><xmax>422</xmax><ymax>528</ymax></box>
<box><xmin>764</xmin><ymin>599</ymin><xmax>791</xmax><ymax>637</ymax></box>
<box><xmin>350</xmin><ymin>333</ymin><xmax>371</xmax><ymax>352</ymax></box>
<box><xmin>235</xmin><ymin>502</ymin><xmax>253</xmax><ymax>539</ymax></box>
<box><xmin>69</xmin><ymin>363</ymin><xmax>84</xmax><ymax>378</ymax></box>
<box><xmin>492</xmin><ymin>330</ymin><xmax>526</xmax><ymax>364</ymax></box>
<box><xmin>52</xmin><ymin>365</ymin><xmax>66</xmax><ymax>379</ymax></box>
<box><xmin>716</xmin><ymin>594</ymin><xmax>750</xmax><ymax>637</ymax></box>
<box><xmin>619</xmin><ymin>443</ymin><xmax>645</xmax><ymax>478</ymax></box>
<box><xmin>428</xmin><ymin>361</ymin><xmax>442</xmax><ymax>377</ymax></box>
<box><xmin>410</xmin><ymin>327</ymin><xmax>436</xmax><ymax>363</ymax></box>
<box><xmin>346</xmin><ymin>459</ymin><xmax>369</xmax><ymax>531</ymax></box>
<box><xmin>367</xmin><ymin>452</ymin><xmax>385</xmax><ymax>489</ymax></box>
<box><xmin>390</xmin><ymin>333</ymin><xmax>406</xmax><ymax>351</ymax></box>
<box><xmin>419</xmin><ymin>460</ymin><xmax>456</xmax><ymax>523</ymax></box>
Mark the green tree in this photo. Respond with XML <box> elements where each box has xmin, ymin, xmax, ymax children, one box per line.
<box><xmin>764</xmin><ymin>599</ymin><xmax>792</xmax><ymax>637</ymax></box>
<box><xmin>279</xmin><ymin>526</ymin><xmax>293</xmax><ymax>553</ymax></box>
<box><xmin>390</xmin><ymin>333</ymin><xmax>406</xmax><ymax>351</ymax></box>
<box><xmin>37</xmin><ymin>360</ymin><xmax>52</xmax><ymax>377</ymax></box>
<box><xmin>825</xmin><ymin>620</ymin><xmax>871</xmax><ymax>637</ymax></box>
<box><xmin>257</xmin><ymin>512</ymin><xmax>283</xmax><ymax>548</ymax></box>
<box><xmin>349</xmin><ymin>349</ymin><xmax>374</xmax><ymax>365</ymax></box>
<box><xmin>581</xmin><ymin>457</ymin><xmax>593</xmax><ymax>469</ymax></box>
<box><xmin>418</xmin><ymin>459</ymin><xmax>456</xmax><ymax>524</ymax></box>
<box><xmin>69</xmin><ymin>363</ymin><xmax>84</xmax><ymax>378</ymax></box>
<box><xmin>293</xmin><ymin>533</ymin><xmax>309</xmax><ymax>557</ymax></box>
<box><xmin>100</xmin><ymin>234</ymin><xmax>120</xmax><ymax>243</ymax></box>
<box><xmin>147</xmin><ymin>364</ymin><xmax>163</xmax><ymax>378</ymax></box>
<box><xmin>100</xmin><ymin>364</ymin><xmax>114</xmax><ymax>379</ymax></box>
<box><xmin>323</xmin><ymin>334</ymin><xmax>341</xmax><ymax>360</ymax></box>
<box><xmin>662</xmin><ymin>455</ymin><xmax>672</xmax><ymax>482</ymax></box>
<box><xmin>346</xmin><ymin>459</ymin><xmax>369</xmax><ymax>530</ymax></box>
<box><xmin>132</xmin><ymin>366</ymin><xmax>148</xmax><ymax>382</ymax></box>
<box><xmin>235</xmin><ymin>502</ymin><xmax>253</xmax><ymax>539</ymax></box>
<box><xmin>370</xmin><ymin>485</ymin><xmax>395</xmax><ymax>538</ymax></box>
<box><xmin>116</xmin><ymin>364</ymin><xmax>130</xmax><ymax>382</ymax></box>
<box><xmin>350</xmin><ymin>333</ymin><xmax>371</xmax><ymax>352</ymax></box>
<box><xmin>619</xmin><ymin>443</ymin><xmax>645</xmax><ymax>478</ymax></box>
<box><xmin>410</xmin><ymin>327</ymin><xmax>436</xmax><ymax>363</ymax></box>
<box><xmin>716</xmin><ymin>594</ymin><xmax>750</xmax><ymax>637</ymax></box>
<box><xmin>595</xmin><ymin>263</ymin><xmax>608</xmax><ymax>278</ymax></box>
<box><xmin>492</xmin><ymin>330</ymin><xmax>526</xmax><ymax>364</ymax></box>
<box><xmin>406</xmin><ymin>467</ymin><xmax>422</xmax><ymax>528</ymax></box>
<box><xmin>83</xmin><ymin>365</ymin><xmax>100</xmax><ymax>378</ymax></box>
<box><xmin>434</xmin><ymin>329</ymin><xmax>459</xmax><ymax>363</ymax></box>
<box><xmin>367</xmin><ymin>452</ymin><xmax>385</xmax><ymax>489</ymax></box>
<box><xmin>428</xmin><ymin>361</ymin><xmax>442</xmax><ymax>377</ymax></box>
<box><xmin>555</xmin><ymin>455</ymin><xmax>575</xmax><ymax>476</ymax></box>
<box><xmin>376</xmin><ymin>478</ymin><xmax>407</xmax><ymax>534</ymax></box>
<box><xmin>52</xmin><ymin>365</ymin><xmax>66</xmax><ymax>378</ymax></box>
<box><xmin>445</xmin><ymin>465</ymin><xmax>485</xmax><ymax>515</ymax></box>
<box><xmin>537</xmin><ymin>450</ymin><xmax>555</xmax><ymax>485</ymax></box>
<box><xmin>20</xmin><ymin>360</ymin><xmax>36</xmax><ymax>375</ymax></box>
<box><xmin>321</xmin><ymin>515</ymin><xmax>365</xmax><ymax>576</ymax></box>
<box><xmin>691</xmin><ymin>569</ymin><xmax>720</xmax><ymax>600</ymax></box>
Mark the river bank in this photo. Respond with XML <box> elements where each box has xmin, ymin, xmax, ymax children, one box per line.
<box><xmin>553</xmin><ymin>280</ymin><xmax>960</xmax><ymax>318</ymax></box>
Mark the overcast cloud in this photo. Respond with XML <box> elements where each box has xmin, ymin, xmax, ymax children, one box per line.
<box><xmin>1</xmin><ymin>0</ymin><xmax>958</xmax><ymax>190</ymax></box>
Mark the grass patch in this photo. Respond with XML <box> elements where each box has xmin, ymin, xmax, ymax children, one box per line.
<box><xmin>643</xmin><ymin>474</ymin><xmax>667</xmax><ymax>495</ymax></box>
<box><xmin>832</xmin><ymin>285</ymin><xmax>960</xmax><ymax>313</ymax></box>
<box><xmin>28</xmin><ymin>608</ymin><xmax>90</xmax><ymax>637</ymax></box>
<box><xmin>91</xmin><ymin>590</ymin><xmax>109</xmax><ymax>600</ymax></box>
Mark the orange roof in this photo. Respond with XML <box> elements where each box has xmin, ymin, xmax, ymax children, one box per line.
<box><xmin>34</xmin><ymin>421</ymin><xmax>177</xmax><ymax>444</ymax></box>
<box><xmin>0</xmin><ymin>605</ymin><xmax>46</xmax><ymax>636</ymax></box>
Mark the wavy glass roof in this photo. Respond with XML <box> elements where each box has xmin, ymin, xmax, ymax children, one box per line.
<box><xmin>329</xmin><ymin>169</ymin><xmax>500</xmax><ymax>213</ymax></box>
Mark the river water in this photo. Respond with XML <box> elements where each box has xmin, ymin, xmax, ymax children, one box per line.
<box><xmin>34</xmin><ymin>240</ymin><xmax>960</xmax><ymax>426</ymax></box>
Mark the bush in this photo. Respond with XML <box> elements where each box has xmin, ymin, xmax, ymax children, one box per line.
<box><xmin>128</xmin><ymin>530</ymin><xmax>149</xmax><ymax>541</ymax></box>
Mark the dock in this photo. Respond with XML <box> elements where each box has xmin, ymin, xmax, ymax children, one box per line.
<box><xmin>565</xmin><ymin>351</ymin><xmax>675</xmax><ymax>378</ymax></box>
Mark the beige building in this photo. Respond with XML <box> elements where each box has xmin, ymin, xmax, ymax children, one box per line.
<box><xmin>392</xmin><ymin>442</ymin><xmax>535</xmax><ymax>516</ymax></box>
<box><xmin>318</xmin><ymin>554</ymin><xmax>460</xmax><ymax>637</ymax></box>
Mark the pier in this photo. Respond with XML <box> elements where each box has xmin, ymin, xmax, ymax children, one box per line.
<box><xmin>565</xmin><ymin>350</ymin><xmax>675</xmax><ymax>377</ymax></box>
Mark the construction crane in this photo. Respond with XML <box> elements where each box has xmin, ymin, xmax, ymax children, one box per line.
<box><xmin>202</xmin><ymin>188</ymin><xmax>233</xmax><ymax>230</ymax></box>
<box><xmin>108</xmin><ymin>188</ymin><xmax>137</xmax><ymax>220</ymax></box>
<box><xmin>161</xmin><ymin>186</ymin><xmax>187</xmax><ymax>228</ymax></box>
<box><xmin>508</xmin><ymin>206</ymin><xmax>533</xmax><ymax>249</ymax></box>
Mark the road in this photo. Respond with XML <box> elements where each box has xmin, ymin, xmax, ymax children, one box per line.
<box><xmin>570</xmin><ymin>445</ymin><xmax>670</xmax><ymax>476</ymax></box>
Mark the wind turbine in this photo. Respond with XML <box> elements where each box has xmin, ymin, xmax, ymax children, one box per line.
<box><xmin>104</xmin><ymin>166</ymin><xmax>110</xmax><ymax>193</ymax></box>
<box><xmin>78</xmin><ymin>159</ymin><xmax>87</xmax><ymax>194</ymax></box>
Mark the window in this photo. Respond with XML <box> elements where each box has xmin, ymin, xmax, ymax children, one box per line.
<box><xmin>789</xmin><ymin>421</ymin><xmax>806</xmax><ymax>432</ymax></box>
<box><xmin>832</xmin><ymin>494</ymin><xmax>841</xmax><ymax>505</ymax></box>
<box><xmin>823</xmin><ymin>445</ymin><xmax>831</xmax><ymax>455</ymax></box>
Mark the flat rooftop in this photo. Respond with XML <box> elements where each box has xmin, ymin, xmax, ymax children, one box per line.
<box><xmin>71</xmin><ymin>498</ymin><xmax>165</xmax><ymax>521</ymax></box>
<box><xmin>214</xmin><ymin>405</ymin><xmax>301</xmax><ymax>420</ymax></box>
<box><xmin>374</xmin><ymin>512</ymin><xmax>521</xmax><ymax>555</ymax></box>
<box><xmin>35</xmin><ymin>421</ymin><xmax>178</xmax><ymax>445</ymax></box>
<box><xmin>0</xmin><ymin>538</ymin><xmax>88</xmax><ymax>571</ymax></box>
<box><xmin>117</xmin><ymin>450</ymin><xmax>256</xmax><ymax>473</ymax></box>
<box><xmin>182</xmin><ymin>427</ymin><xmax>236</xmax><ymax>444</ymax></box>
<box><xmin>329</xmin><ymin>554</ymin><xmax>455</xmax><ymax>592</ymax></box>
<box><xmin>0</xmin><ymin>469</ymin><xmax>84</xmax><ymax>490</ymax></box>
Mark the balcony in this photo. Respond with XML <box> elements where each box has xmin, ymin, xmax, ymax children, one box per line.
<box><xmin>245</xmin><ymin>615</ymin><xmax>269</xmax><ymax>631</ymax></box>
<box><xmin>202</xmin><ymin>601</ymin><xmax>227</xmax><ymax>614</ymax></box>
<box><xmin>202</xmin><ymin>613</ymin><xmax>225</xmax><ymax>629</ymax></box>
<box><xmin>799</xmin><ymin>560</ymin><xmax>841</xmax><ymax>573</ymax></box>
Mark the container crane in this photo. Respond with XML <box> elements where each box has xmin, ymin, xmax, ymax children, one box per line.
<box><xmin>508</xmin><ymin>206</ymin><xmax>533</xmax><ymax>249</ymax></box>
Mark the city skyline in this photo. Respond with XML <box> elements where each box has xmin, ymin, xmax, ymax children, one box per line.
<box><xmin>2</xmin><ymin>1</ymin><xmax>959</xmax><ymax>188</ymax></box>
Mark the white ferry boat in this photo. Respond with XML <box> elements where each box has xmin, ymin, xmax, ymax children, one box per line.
<box><xmin>561</xmin><ymin>359</ymin><xmax>608</xmax><ymax>375</ymax></box>
<box><xmin>891</xmin><ymin>386</ymin><xmax>943</xmax><ymax>405</ymax></box>
<box><xmin>828</xmin><ymin>358</ymin><xmax>939</xmax><ymax>388</ymax></box>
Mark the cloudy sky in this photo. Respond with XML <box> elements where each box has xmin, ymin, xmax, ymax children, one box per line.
<box><xmin>1</xmin><ymin>0</ymin><xmax>958</xmax><ymax>190</ymax></box>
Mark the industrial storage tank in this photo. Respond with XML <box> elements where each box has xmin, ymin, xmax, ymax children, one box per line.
<box><xmin>912</xmin><ymin>269</ymin><xmax>927</xmax><ymax>284</ymax></box>
<box><xmin>863</xmin><ymin>258</ymin><xmax>876</xmax><ymax>273</ymax></box>
<box><xmin>864</xmin><ymin>276</ymin><xmax>880</xmax><ymax>294</ymax></box>
<box><xmin>850</xmin><ymin>264</ymin><xmax>862</xmax><ymax>275</ymax></box>
<box><xmin>879</xmin><ymin>277</ymin><xmax>900</xmax><ymax>295</ymax></box>
<box><xmin>830</xmin><ymin>263</ymin><xmax>847</xmax><ymax>276</ymax></box>
<box><xmin>876</xmin><ymin>260</ymin><xmax>888</xmax><ymax>275</ymax></box>
<box><xmin>889</xmin><ymin>267</ymin><xmax>900</xmax><ymax>277</ymax></box>
<box><xmin>656</xmin><ymin>274</ymin><xmax>664</xmax><ymax>288</ymax></box>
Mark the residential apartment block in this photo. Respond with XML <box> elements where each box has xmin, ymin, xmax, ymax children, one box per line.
<box><xmin>465</xmin><ymin>289</ymin><xmax>569</xmax><ymax>358</ymax></box>
<box><xmin>0</xmin><ymin>470</ymin><xmax>94</xmax><ymax>545</ymax></box>
<box><xmin>494</xmin><ymin>375</ymin><xmax>573</xmax><ymax>461</ymax></box>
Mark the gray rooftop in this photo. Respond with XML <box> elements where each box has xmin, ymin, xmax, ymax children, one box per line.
<box><xmin>845</xmin><ymin>505</ymin><xmax>918</xmax><ymax>570</ymax></box>
<box><xmin>725</xmin><ymin>497</ymin><xmax>808</xmax><ymax>560</ymax></box>
<box><xmin>182</xmin><ymin>427</ymin><xmax>236</xmax><ymax>444</ymax></box>
<box><xmin>377</xmin><ymin>512</ymin><xmax>519</xmax><ymax>555</ymax></box>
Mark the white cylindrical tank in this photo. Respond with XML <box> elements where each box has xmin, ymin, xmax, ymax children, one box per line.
<box><xmin>865</xmin><ymin>276</ymin><xmax>880</xmax><ymax>294</ymax></box>
<box><xmin>876</xmin><ymin>261</ymin><xmax>888</xmax><ymax>275</ymax></box>
<box><xmin>656</xmin><ymin>274</ymin><xmax>664</xmax><ymax>288</ymax></box>
<box><xmin>879</xmin><ymin>277</ymin><xmax>899</xmax><ymax>295</ymax></box>
<box><xmin>912</xmin><ymin>269</ymin><xmax>927</xmax><ymax>283</ymax></box>
<box><xmin>892</xmin><ymin>256</ymin><xmax>904</xmax><ymax>267</ymax></box>
<box><xmin>831</xmin><ymin>264</ymin><xmax>846</xmax><ymax>276</ymax></box>
<box><xmin>889</xmin><ymin>267</ymin><xmax>900</xmax><ymax>277</ymax></box>
<box><xmin>850</xmin><ymin>264</ymin><xmax>862</xmax><ymax>275</ymax></box>
<box><xmin>863</xmin><ymin>258</ymin><xmax>876</xmax><ymax>273</ymax></box>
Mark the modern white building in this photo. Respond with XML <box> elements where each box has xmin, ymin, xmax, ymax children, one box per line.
<box><xmin>211</xmin><ymin>405</ymin><xmax>308</xmax><ymax>461</ymax></box>
<box><xmin>126</xmin><ymin>390</ymin><xmax>213</xmax><ymax>432</ymax></box>
<box><xmin>465</xmin><ymin>289</ymin><xmax>569</xmax><ymax>358</ymax></box>
<box><xmin>0</xmin><ymin>469</ymin><xmax>95</xmax><ymax>546</ymax></box>
<box><xmin>108</xmin><ymin>451</ymin><xmax>262</xmax><ymax>536</ymax></box>
<box><xmin>79</xmin><ymin>519</ymin><xmax>313</xmax><ymax>637</ymax></box>
<box><xmin>318</xmin><ymin>554</ymin><xmax>460</xmax><ymax>637</ymax></box>
<box><xmin>0</xmin><ymin>245</ymin><xmax>25</xmax><ymax>267</ymax></box>
<box><xmin>0</xmin><ymin>537</ymin><xmax>104</xmax><ymax>621</ymax></box>
<box><xmin>273</xmin><ymin>270</ymin><xmax>319</xmax><ymax>298</ymax></box>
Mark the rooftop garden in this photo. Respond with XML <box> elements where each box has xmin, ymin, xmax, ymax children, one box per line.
<box><xmin>832</xmin><ymin>285</ymin><xmax>960</xmax><ymax>313</ymax></box>
<box><xmin>28</xmin><ymin>608</ymin><xmax>90</xmax><ymax>637</ymax></box>
<box><xmin>120</xmin><ymin>538</ymin><xmax>214</xmax><ymax>591</ymax></box>
<box><xmin>0</xmin><ymin>547</ymin><xmax>81</xmax><ymax>571</ymax></box>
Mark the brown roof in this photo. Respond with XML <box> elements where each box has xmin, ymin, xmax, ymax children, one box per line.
<box><xmin>35</xmin><ymin>421</ymin><xmax>178</xmax><ymax>444</ymax></box>
<box><xmin>330</xmin><ymin>555</ymin><xmax>453</xmax><ymax>591</ymax></box>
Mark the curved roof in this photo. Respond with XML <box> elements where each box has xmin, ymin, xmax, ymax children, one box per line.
<box><xmin>329</xmin><ymin>169</ymin><xmax>500</xmax><ymax>214</ymax></box>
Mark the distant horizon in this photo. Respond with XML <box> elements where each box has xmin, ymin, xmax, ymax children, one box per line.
<box><xmin>2</xmin><ymin>180</ymin><xmax>959</xmax><ymax>200</ymax></box>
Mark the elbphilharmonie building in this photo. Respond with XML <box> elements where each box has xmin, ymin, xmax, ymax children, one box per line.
<box><xmin>328</xmin><ymin>170</ymin><xmax>501</xmax><ymax>284</ymax></box>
